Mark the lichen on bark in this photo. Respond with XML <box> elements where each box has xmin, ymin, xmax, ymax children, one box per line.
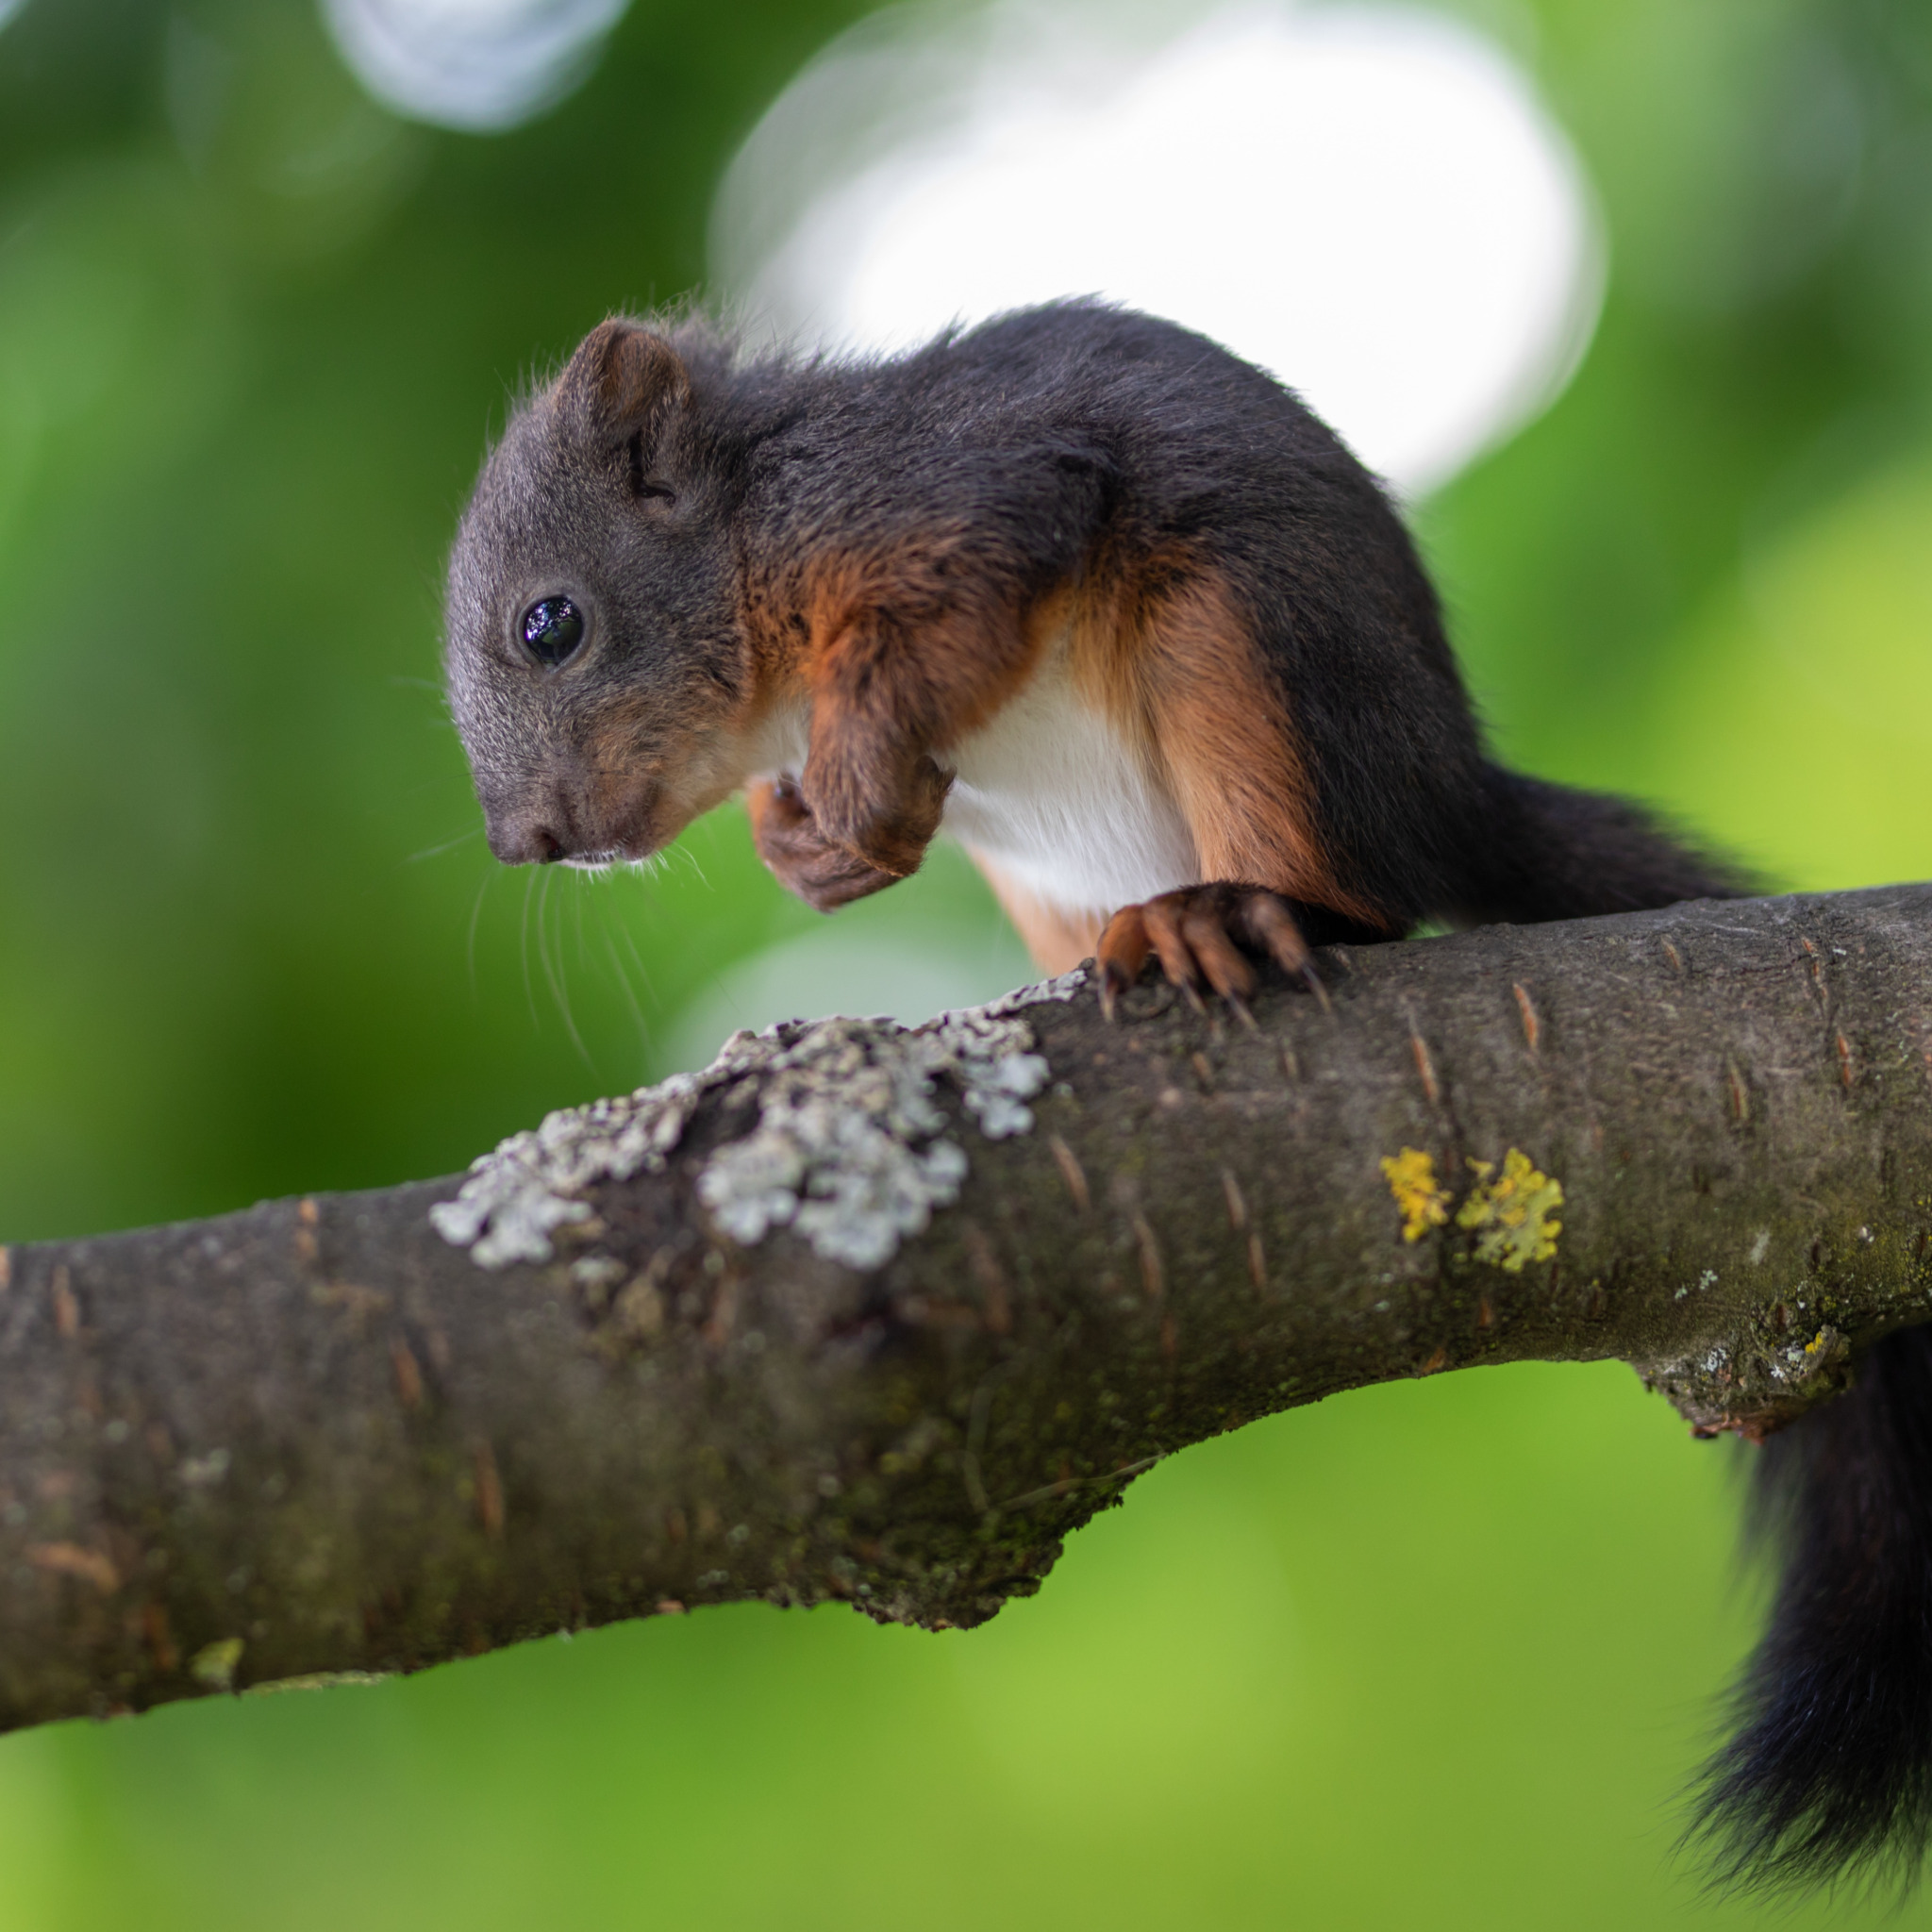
<box><xmin>433</xmin><ymin>971</ymin><xmax>1082</xmax><ymax>1271</ymax></box>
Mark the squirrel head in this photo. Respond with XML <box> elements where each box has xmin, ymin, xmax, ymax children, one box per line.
<box><xmin>444</xmin><ymin>317</ymin><xmax>754</xmax><ymax>868</ymax></box>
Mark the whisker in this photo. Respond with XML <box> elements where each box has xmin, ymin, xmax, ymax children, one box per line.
<box><xmin>613</xmin><ymin>911</ymin><xmax>659</xmax><ymax>1019</ymax></box>
<box><xmin>407</xmin><ymin>824</ymin><xmax>485</xmax><ymax>865</ymax></box>
<box><xmin>465</xmin><ymin>866</ymin><xmax>493</xmax><ymax>1001</ymax></box>
<box><xmin>519</xmin><ymin>869</ymin><xmax>539</xmax><ymax>1027</ymax></box>
<box><xmin>538</xmin><ymin>869</ymin><xmax>592</xmax><ymax>1069</ymax></box>
<box><xmin>603</xmin><ymin>931</ymin><xmax>649</xmax><ymax>1048</ymax></box>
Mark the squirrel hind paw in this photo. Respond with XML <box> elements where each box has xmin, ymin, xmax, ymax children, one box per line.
<box><xmin>1096</xmin><ymin>885</ymin><xmax>1324</xmax><ymax>1020</ymax></box>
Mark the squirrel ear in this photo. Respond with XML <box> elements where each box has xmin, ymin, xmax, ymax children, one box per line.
<box><xmin>554</xmin><ymin>319</ymin><xmax>691</xmax><ymax>448</ymax></box>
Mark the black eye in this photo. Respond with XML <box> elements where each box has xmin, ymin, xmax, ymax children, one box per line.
<box><xmin>520</xmin><ymin>596</ymin><xmax>585</xmax><ymax>666</ymax></box>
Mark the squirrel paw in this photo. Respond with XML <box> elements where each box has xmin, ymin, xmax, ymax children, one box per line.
<box><xmin>746</xmin><ymin>776</ymin><xmax>901</xmax><ymax>911</ymax></box>
<box><xmin>801</xmin><ymin>749</ymin><xmax>953</xmax><ymax>882</ymax></box>
<box><xmin>1095</xmin><ymin>884</ymin><xmax>1324</xmax><ymax>1024</ymax></box>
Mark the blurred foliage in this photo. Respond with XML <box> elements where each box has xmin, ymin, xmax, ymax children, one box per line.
<box><xmin>0</xmin><ymin>0</ymin><xmax>1929</xmax><ymax>1924</ymax></box>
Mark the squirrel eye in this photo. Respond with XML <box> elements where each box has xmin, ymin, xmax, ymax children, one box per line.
<box><xmin>520</xmin><ymin>596</ymin><xmax>585</xmax><ymax>666</ymax></box>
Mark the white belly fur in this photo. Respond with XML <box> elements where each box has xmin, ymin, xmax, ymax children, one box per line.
<box><xmin>941</xmin><ymin>644</ymin><xmax>1199</xmax><ymax>919</ymax></box>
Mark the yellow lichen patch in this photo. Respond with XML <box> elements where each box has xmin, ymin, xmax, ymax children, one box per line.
<box><xmin>191</xmin><ymin>1636</ymin><xmax>245</xmax><ymax>1691</ymax></box>
<box><xmin>1380</xmin><ymin>1147</ymin><xmax>1451</xmax><ymax>1242</ymax></box>
<box><xmin>1457</xmin><ymin>1149</ymin><xmax>1564</xmax><ymax>1272</ymax></box>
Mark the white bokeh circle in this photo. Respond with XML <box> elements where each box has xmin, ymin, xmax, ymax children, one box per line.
<box><xmin>713</xmin><ymin>2</ymin><xmax>1604</xmax><ymax>494</ymax></box>
<box><xmin>320</xmin><ymin>0</ymin><xmax>629</xmax><ymax>134</ymax></box>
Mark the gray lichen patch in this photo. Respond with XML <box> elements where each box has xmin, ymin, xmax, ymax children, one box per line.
<box><xmin>430</xmin><ymin>971</ymin><xmax>1081</xmax><ymax>1273</ymax></box>
<box><xmin>980</xmin><ymin>968</ymin><xmax>1088</xmax><ymax>1016</ymax></box>
<box><xmin>697</xmin><ymin>1006</ymin><xmax>1051</xmax><ymax>1269</ymax></box>
<box><xmin>428</xmin><ymin>1069</ymin><xmax>719</xmax><ymax>1269</ymax></box>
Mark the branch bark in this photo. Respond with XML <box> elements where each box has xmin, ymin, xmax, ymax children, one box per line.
<box><xmin>6</xmin><ymin>885</ymin><xmax>1932</xmax><ymax>1730</ymax></box>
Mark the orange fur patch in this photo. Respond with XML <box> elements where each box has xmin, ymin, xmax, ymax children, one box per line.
<box><xmin>800</xmin><ymin>543</ymin><xmax>1038</xmax><ymax>746</ymax></box>
<box><xmin>1071</xmin><ymin>555</ymin><xmax>1380</xmax><ymax>925</ymax></box>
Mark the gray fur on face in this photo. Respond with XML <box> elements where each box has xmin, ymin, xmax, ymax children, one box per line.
<box><xmin>443</xmin><ymin>321</ymin><xmax>749</xmax><ymax>867</ymax></box>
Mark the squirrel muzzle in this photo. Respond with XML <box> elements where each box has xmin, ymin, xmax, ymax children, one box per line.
<box><xmin>481</xmin><ymin>770</ymin><xmax>661</xmax><ymax>869</ymax></box>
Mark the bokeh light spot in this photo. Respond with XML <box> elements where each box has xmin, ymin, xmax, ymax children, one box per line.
<box><xmin>319</xmin><ymin>0</ymin><xmax>630</xmax><ymax>133</ymax></box>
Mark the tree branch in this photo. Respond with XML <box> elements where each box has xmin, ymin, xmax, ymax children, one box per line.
<box><xmin>6</xmin><ymin>885</ymin><xmax>1931</xmax><ymax>1730</ymax></box>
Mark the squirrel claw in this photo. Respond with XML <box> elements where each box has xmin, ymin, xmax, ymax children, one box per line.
<box><xmin>1097</xmin><ymin>965</ymin><xmax>1125</xmax><ymax>1024</ymax></box>
<box><xmin>1094</xmin><ymin>904</ymin><xmax>1152</xmax><ymax>1021</ymax></box>
<box><xmin>1095</xmin><ymin>884</ymin><xmax>1328</xmax><ymax>1022</ymax></box>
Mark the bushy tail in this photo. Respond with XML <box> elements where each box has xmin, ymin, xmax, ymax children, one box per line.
<box><xmin>1691</xmin><ymin>1324</ymin><xmax>1932</xmax><ymax>1894</ymax></box>
<box><xmin>1451</xmin><ymin>765</ymin><xmax>1749</xmax><ymax>924</ymax></box>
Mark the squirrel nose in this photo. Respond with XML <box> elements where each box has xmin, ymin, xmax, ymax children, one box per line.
<box><xmin>486</xmin><ymin>815</ymin><xmax>567</xmax><ymax>865</ymax></box>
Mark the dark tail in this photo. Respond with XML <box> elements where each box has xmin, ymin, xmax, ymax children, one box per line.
<box><xmin>1451</xmin><ymin>765</ymin><xmax>1749</xmax><ymax>924</ymax></box>
<box><xmin>1691</xmin><ymin>1324</ymin><xmax>1932</xmax><ymax>1894</ymax></box>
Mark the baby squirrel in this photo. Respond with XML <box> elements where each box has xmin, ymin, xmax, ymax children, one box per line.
<box><xmin>444</xmin><ymin>298</ymin><xmax>1928</xmax><ymax>1892</ymax></box>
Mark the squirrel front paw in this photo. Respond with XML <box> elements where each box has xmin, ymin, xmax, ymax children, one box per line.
<box><xmin>746</xmin><ymin>776</ymin><xmax>902</xmax><ymax>911</ymax></box>
<box><xmin>799</xmin><ymin>746</ymin><xmax>953</xmax><ymax>882</ymax></box>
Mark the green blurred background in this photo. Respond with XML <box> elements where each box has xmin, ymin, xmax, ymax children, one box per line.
<box><xmin>2</xmin><ymin>0</ymin><xmax>1930</xmax><ymax>1924</ymax></box>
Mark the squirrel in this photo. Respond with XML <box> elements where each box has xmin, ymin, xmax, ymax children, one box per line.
<box><xmin>443</xmin><ymin>297</ymin><xmax>1932</xmax><ymax>1893</ymax></box>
